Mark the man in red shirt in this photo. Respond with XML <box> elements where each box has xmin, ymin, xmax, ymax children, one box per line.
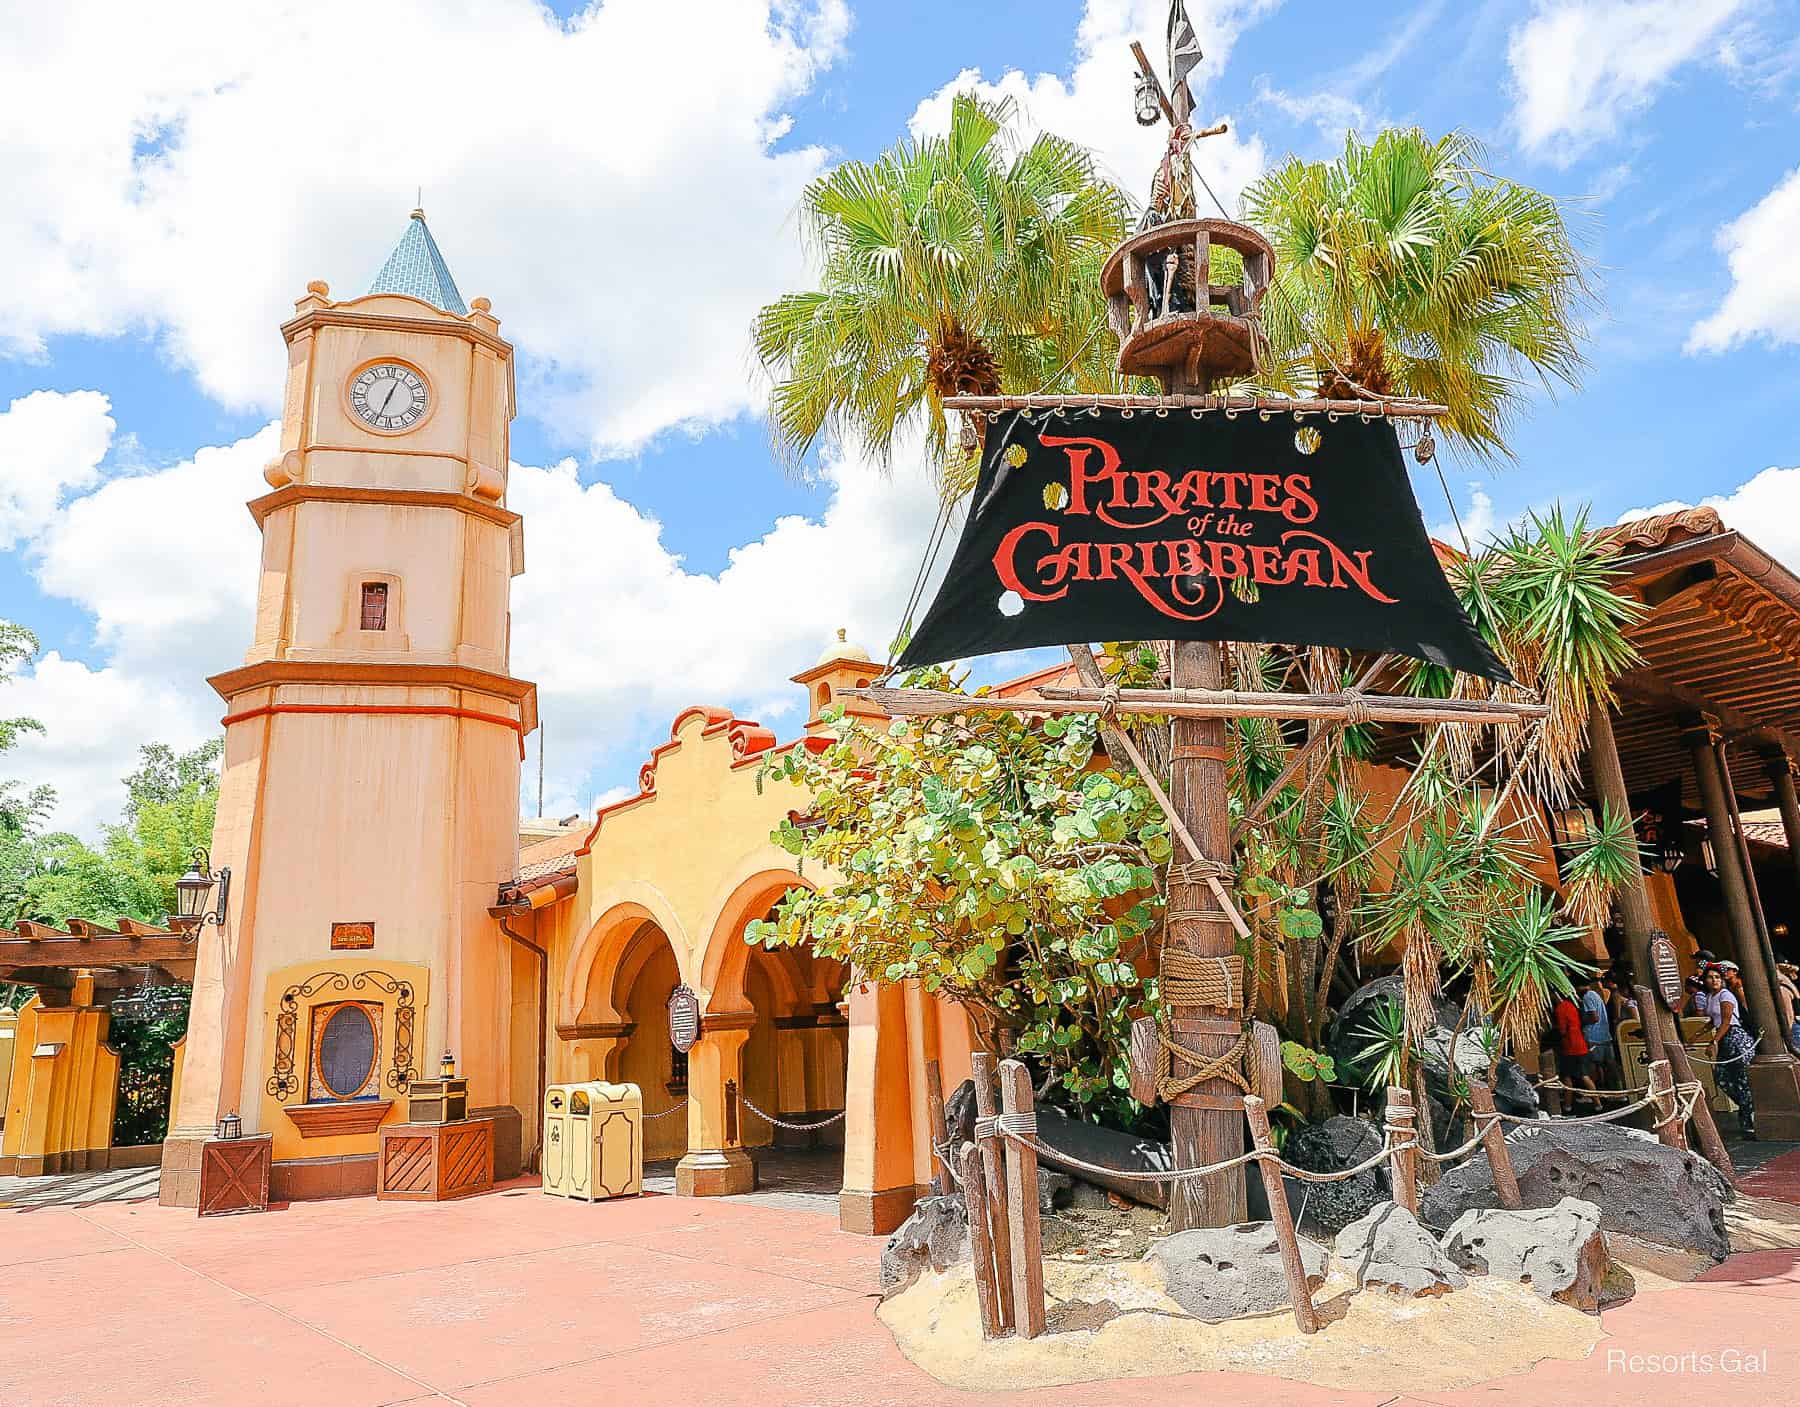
<box><xmin>1551</xmin><ymin>991</ymin><xmax>1599</xmax><ymax>1111</ymax></box>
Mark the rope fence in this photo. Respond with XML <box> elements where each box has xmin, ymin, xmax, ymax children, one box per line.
<box><xmin>976</xmin><ymin>1079</ymin><xmax>1704</xmax><ymax>1189</ymax></box>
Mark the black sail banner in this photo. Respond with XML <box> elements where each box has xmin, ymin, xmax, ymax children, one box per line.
<box><xmin>896</xmin><ymin>408</ymin><xmax>1509</xmax><ymax>682</ymax></box>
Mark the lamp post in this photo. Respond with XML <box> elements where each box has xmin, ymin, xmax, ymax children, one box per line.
<box><xmin>172</xmin><ymin>847</ymin><xmax>230</xmax><ymax>938</ymax></box>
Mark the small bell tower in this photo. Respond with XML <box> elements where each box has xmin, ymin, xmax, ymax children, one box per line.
<box><xmin>791</xmin><ymin>629</ymin><xmax>885</xmax><ymax>734</ymax></box>
<box><xmin>160</xmin><ymin>211</ymin><xmax>539</xmax><ymax>1205</ymax></box>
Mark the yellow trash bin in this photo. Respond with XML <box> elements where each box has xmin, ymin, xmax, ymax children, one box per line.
<box><xmin>542</xmin><ymin>1081</ymin><xmax>643</xmax><ymax>1201</ymax></box>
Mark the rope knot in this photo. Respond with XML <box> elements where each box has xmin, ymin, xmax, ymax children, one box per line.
<box><xmin>1340</xmin><ymin>688</ymin><xmax>1372</xmax><ymax>726</ymax></box>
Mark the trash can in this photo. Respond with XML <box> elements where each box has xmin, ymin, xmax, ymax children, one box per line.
<box><xmin>542</xmin><ymin>1081</ymin><xmax>643</xmax><ymax>1201</ymax></box>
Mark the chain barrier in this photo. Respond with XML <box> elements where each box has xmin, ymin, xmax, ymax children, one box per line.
<box><xmin>736</xmin><ymin>1092</ymin><xmax>849</xmax><ymax>1133</ymax></box>
<box><xmin>1684</xmin><ymin>1032</ymin><xmax>1761</xmax><ymax>1067</ymax></box>
<box><xmin>641</xmin><ymin>1098</ymin><xmax>688</xmax><ymax>1121</ymax></box>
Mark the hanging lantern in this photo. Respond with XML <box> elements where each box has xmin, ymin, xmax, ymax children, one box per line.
<box><xmin>1133</xmin><ymin>70</ymin><xmax>1161</xmax><ymax>126</ymax></box>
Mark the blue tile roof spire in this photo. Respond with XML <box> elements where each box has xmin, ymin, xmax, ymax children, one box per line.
<box><xmin>367</xmin><ymin>208</ymin><xmax>468</xmax><ymax>314</ymax></box>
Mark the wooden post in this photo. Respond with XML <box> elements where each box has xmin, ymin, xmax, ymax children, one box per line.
<box><xmin>997</xmin><ymin>1059</ymin><xmax>1046</xmax><ymax>1339</ymax></box>
<box><xmin>1166</xmin><ymin>639</ymin><xmax>1247</xmax><ymax>1229</ymax></box>
<box><xmin>1540</xmin><ymin>1077</ymin><xmax>1563</xmax><ymax>1117</ymax></box>
<box><xmin>969</xmin><ymin>1051</ymin><xmax>1013</xmax><ymax>1330</ymax></box>
<box><xmin>1646</xmin><ymin>1059</ymin><xmax>1682</xmax><ymax>1151</ymax></box>
<box><xmin>924</xmin><ymin>1059</ymin><xmax>950</xmax><ymax>1194</ymax></box>
<box><xmin>1467</xmin><ymin>1079</ymin><xmax>1521</xmax><ymax>1209</ymax></box>
<box><xmin>1667</xmin><ymin>1034</ymin><xmax>1735</xmax><ymax>1182</ymax></box>
<box><xmin>1633</xmin><ymin>988</ymin><xmax>1686</xmax><ymax>1151</ymax></box>
<box><xmin>1385</xmin><ymin>1086</ymin><xmax>1418</xmax><ymax>1215</ymax></box>
<box><xmin>1244</xmin><ymin>1096</ymin><xmax>1318</xmax><ymax>1334</ymax></box>
<box><xmin>957</xmin><ymin>1142</ymin><xmax>1004</xmax><ymax>1340</ymax></box>
<box><xmin>1684</xmin><ymin>720</ymin><xmax>1789</xmax><ymax>1041</ymax></box>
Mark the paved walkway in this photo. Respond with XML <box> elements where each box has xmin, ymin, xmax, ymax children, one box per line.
<box><xmin>0</xmin><ymin>1155</ymin><xmax>1795</xmax><ymax>1406</ymax></box>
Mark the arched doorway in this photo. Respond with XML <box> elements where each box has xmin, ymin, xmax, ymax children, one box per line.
<box><xmin>702</xmin><ymin>876</ymin><xmax>849</xmax><ymax>1201</ymax></box>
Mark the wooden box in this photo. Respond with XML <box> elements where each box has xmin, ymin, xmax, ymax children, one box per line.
<box><xmin>198</xmin><ymin>1133</ymin><xmax>272</xmax><ymax>1217</ymax></box>
<box><xmin>377</xmin><ymin>1117</ymin><xmax>494</xmax><ymax>1202</ymax></box>
<box><xmin>406</xmin><ymin>1077</ymin><xmax>469</xmax><ymax>1125</ymax></box>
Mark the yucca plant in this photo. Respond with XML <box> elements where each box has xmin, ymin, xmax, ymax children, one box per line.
<box><xmin>1488</xmin><ymin>886</ymin><xmax>1593</xmax><ymax>1054</ymax></box>
<box><xmin>1242</xmin><ymin>128</ymin><xmax>1591</xmax><ymax>459</ymax></box>
<box><xmin>1557</xmin><ymin>801</ymin><xmax>1644</xmax><ymax>930</ymax></box>
<box><xmin>1350</xmin><ymin>996</ymin><xmax>1409</xmax><ymax>1093</ymax></box>
<box><xmin>753</xmin><ymin>92</ymin><xmax>1131</xmax><ymax>488</ymax></box>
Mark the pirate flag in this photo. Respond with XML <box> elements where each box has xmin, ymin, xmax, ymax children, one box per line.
<box><xmin>1167</xmin><ymin>1</ymin><xmax>1203</xmax><ymax>112</ymax></box>
<box><xmin>895</xmin><ymin>408</ymin><xmax>1509</xmax><ymax>682</ymax></box>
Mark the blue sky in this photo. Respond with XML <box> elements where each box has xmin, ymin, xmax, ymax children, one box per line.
<box><xmin>2</xmin><ymin>0</ymin><xmax>1798</xmax><ymax>837</ymax></box>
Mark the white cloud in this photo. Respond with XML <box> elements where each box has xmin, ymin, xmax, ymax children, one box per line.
<box><xmin>1430</xmin><ymin>484</ymin><xmax>1498</xmax><ymax>551</ymax></box>
<box><xmin>8</xmin><ymin>401</ymin><xmax>941</xmax><ymax>836</ymax></box>
<box><xmin>1621</xmin><ymin>464</ymin><xmax>1800</xmax><ymax>572</ymax></box>
<box><xmin>6</xmin><ymin>652</ymin><xmax>215</xmax><ymax>838</ymax></box>
<box><xmin>0</xmin><ymin>0</ymin><xmax>847</xmax><ymax>457</ymax></box>
<box><xmin>1506</xmin><ymin>0</ymin><xmax>1746</xmax><ymax>163</ymax></box>
<box><xmin>1686</xmin><ymin>166</ymin><xmax>1800</xmax><ymax>354</ymax></box>
<box><xmin>0</xmin><ymin>391</ymin><xmax>114</xmax><ymax>550</ymax></box>
<box><xmin>509</xmin><ymin>438</ymin><xmax>943</xmax><ymax>801</ymax></box>
<box><xmin>907</xmin><ymin>1</ymin><xmax>1270</xmax><ymax>212</ymax></box>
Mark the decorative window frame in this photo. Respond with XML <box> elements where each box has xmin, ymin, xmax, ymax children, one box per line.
<box><xmin>267</xmin><ymin>969</ymin><xmax>417</xmax><ymax>1103</ymax></box>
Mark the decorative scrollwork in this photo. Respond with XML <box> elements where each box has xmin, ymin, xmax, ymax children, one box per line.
<box><xmin>266</xmin><ymin>969</ymin><xmax>418</xmax><ymax>1102</ymax></box>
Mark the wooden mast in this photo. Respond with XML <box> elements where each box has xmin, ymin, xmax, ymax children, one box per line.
<box><xmin>1157</xmin><ymin>37</ymin><xmax>1245</xmax><ymax>1231</ymax></box>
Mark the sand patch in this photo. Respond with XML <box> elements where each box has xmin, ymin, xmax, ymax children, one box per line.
<box><xmin>879</xmin><ymin>1257</ymin><xmax>1603</xmax><ymax>1393</ymax></box>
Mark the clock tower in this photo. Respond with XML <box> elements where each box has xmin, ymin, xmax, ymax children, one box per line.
<box><xmin>159</xmin><ymin>212</ymin><xmax>539</xmax><ymax>1204</ymax></box>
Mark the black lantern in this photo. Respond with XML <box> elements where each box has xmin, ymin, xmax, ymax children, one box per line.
<box><xmin>217</xmin><ymin>1111</ymin><xmax>241</xmax><ymax>1140</ymax></box>
<box><xmin>440</xmin><ymin>1050</ymin><xmax>457</xmax><ymax>1078</ymax></box>
<box><xmin>1133</xmin><ymin>70</ymin><xmax>1162</xmax><ymax>126</ymax></box>
<box><xmin>172</xmin><ymin>847</ymin><xmax>230</xmax><ymax>936</ymax></box>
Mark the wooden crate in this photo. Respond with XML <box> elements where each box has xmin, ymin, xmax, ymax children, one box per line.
<box><xmin>198</xmin><ymin>1134</ymin><xmax>272</xmax><ymax>1217</ymax></box>
<box><xmin>377</xmin><ymin>1117</ymin><xmax>494</xmax><ymax>1202</ymax></box>
<box><xmin>406</xmin><ymin>1077</ymin><xmax>469</xmax><ymax>1125</ymax></box>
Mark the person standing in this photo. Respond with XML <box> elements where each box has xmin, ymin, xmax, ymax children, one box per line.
<box><xmin>1551</xmin><ymin>989</ymin><xmax>1598</xmax><ymax>1112</ymax></box>
<box><xmin>1578</xmin><ymin>976</ymin><xmax>1617</xmax><ymax>1090</ymax></box>
<box><xmin>1703</xmin><ymin>965</ymin><xmax>1757</xmax><ymax>1141</ymax></box>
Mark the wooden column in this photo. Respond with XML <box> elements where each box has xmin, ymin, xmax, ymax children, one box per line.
<box><xmin>1585</xmin><ymin>705</ymin><xmax>1660</xmax><ymax>990</ymax></box>
<box><xmin>1714</xmin><ymin>735</ymin><xmax>1785</xmax><ymax>1013</ymax></box>
<box><xmin>1683</xmin><ymin>719</ymin><xmax>1787</xmax><ymax>1040</ymax></box>
<box><xmin>1166</xmin><ymin>639</ymin><xmax>1247</xmax><ymax>1229</ymax></box>
<box><xmin>969</xmin><ymin>1051</ymin><xmax>1013</xmax><ymax>1331</ymax></box>
<box><xmin>1764</xmin><ymin>751</ymin><xmax>1800</xmax><ymax>882</ymax></box>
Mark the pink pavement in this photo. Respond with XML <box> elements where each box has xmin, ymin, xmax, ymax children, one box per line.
<box><xmin>0</xmin><ymin>1159</ymin><xmax>1795</xmax><ymax>1407</ymax></box>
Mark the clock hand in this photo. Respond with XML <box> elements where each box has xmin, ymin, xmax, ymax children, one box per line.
<box><xmin>376</xmin><ymin>378</ymin><xmax>402</xmax><ymax>416</ymax></box>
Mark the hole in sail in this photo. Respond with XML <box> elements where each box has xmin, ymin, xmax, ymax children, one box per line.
<box><xmin>997</xmin><ymin>590</ymin><xmax>1024</xmax><ymax>617</ymax></box>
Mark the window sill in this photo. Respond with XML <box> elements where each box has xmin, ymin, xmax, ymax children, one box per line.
<box><xmin>285</xmin><ymin>1099</ymin><xmax>394</xmax><ymax>1139</ymax></box>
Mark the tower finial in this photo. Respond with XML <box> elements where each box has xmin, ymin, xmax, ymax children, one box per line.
<box><xmin>412</xmin><ymin>186</ymin><xmax>424</xmax><ymax>221</ymax></box>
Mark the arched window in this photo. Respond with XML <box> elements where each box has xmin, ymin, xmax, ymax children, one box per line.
<box><xmin>308</xmin><ymin>1001</ymin><xmax>381</xmax><ymax>1102</ymax></box>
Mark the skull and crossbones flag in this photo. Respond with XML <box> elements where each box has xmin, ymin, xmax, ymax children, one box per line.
<box><xmin>1167</xmin><ymin>1</ymin><xmax>1204</xmax><ymax>111</ymax></box>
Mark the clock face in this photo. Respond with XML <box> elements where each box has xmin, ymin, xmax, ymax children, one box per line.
<box><xmin>350</xmin><ymin>363</ymin><xmax>429</xmax><ymax>431</ymax></box>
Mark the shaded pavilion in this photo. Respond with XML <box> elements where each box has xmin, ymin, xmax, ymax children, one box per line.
<box><xmin>1581</xmin><ymin>506</ymin><xmax>1800</xmax><ymax>1135</ymax></box>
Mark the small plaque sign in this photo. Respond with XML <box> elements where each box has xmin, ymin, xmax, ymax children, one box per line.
<box><xmin>331</xmin><ymin>921</ymin><xmax>375</xmax><ymax>951</ymax></box>
<box><xmin>1649</xmin><ymin>931</ymin><xmax>1684</xmax><ymax>1010</ymax></box>
<box><xmin>668</xmin><ymin>984</ymin><xmax>700</xmax><ymax>1054</ymax></box>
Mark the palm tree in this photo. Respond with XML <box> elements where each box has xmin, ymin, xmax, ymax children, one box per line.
<box><xmin>752</xmin><ymin>93</ymin><xmax>1131</xmax><ymax>483</ymax></box>
<box><xmin>1241</xmin><ymin>128</ymin><xmax>1590</xmax><ymax>458</ymax></box>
